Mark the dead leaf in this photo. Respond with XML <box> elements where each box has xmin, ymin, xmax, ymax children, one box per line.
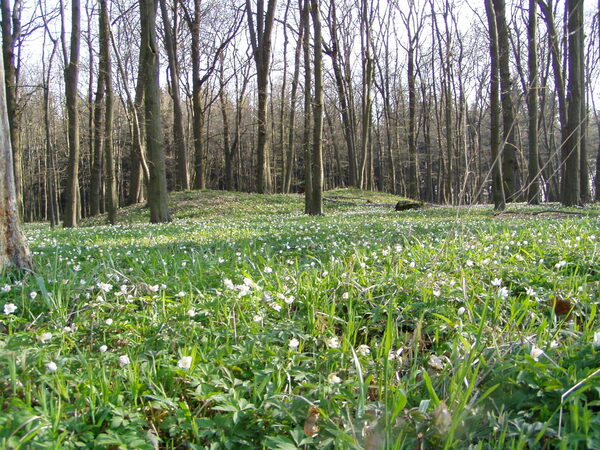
<box><xmin>550</xmin><ymin>297</ymin><xmax>573</xmax><ymax>317</ymax></box>
<box><xmin>303</xmin><ymin>405</ymin><xmax>320</xmax><ymax>437</ymax></box>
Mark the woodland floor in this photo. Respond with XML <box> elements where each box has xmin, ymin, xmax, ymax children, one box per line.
<box><xmin>1</xmin><ymin>189</ymin><xmax>600</xmax><ymax>448</ymax></box>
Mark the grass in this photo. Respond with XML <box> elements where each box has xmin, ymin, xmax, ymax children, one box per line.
<box><xmin>1</xmin><ymin>188</ymin><xmax>600</xmax><ymax>449</ymax></box>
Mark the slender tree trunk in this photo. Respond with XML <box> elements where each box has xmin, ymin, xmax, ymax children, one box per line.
<box><xmin>407</xmin><ymin>44</ymin><xmax>418</xmax><ymax>199</ymax></box>
<box><xmin>578</xmin><ymin>2</ymin><xmax>589</xmax><ymax>202</ymax></box>
<box><xmin>140</xmin><ymin>0</ymin><xmax>170</xmax><ymax>222</ymax></box>
<box><xmin>283</xmin><ymin>0</ymin><xmax>305</xmax><ymax>194</ymax></box>
<box><xmin>358</xmin><ymin>0</ymin><xmax>373</xmax><ymax>189</ymax></box>
<box><xmin>492</xmin><ymin>0</ymin><xmax>519</xmax><ymax>201</ymax></box>
<box><xmin>527</xmin><ymin>0</ymin><xmax>540</xmax><ymax>204</ymax></box>
<box><xmin>309</xmin><ymin>0</ymin><xmax>323</xmax><ymax>215</ymax></box>
<box><xmin>485</xmin><ymin>0</ymin><xmax>506</xmax><ymax>210</ymax></box>
<box><xmin>100</xmin><ymin>0</ymin><xmax>117</xmax><ymax>224</ymax></box>
<box><xmin>1</xmin><ymin>0</ymin><xmax>23</xmax><ymax>217</ymax></box>
<box><xmin>560</xmin><ymin>0</ymin><xmax>583</xmax><ymax>206</ymax></box>
<box><xmin>0</xmin><ymin>44</ymin><xmax>30</xmax><ymax>269</ymax></box>
<box><xmin>62</xmin><ymin>0</ymin><xmax>81</xmax><ymax>228</ymax></box>
<box><xmin>302</xmin><ymin>0</ymin><xmax>312</xmax><ymax>212</ymax></box>
<box><xmin>246</xmin><ymin>0</ymin><xmax>277</xmax><ymax>194</ymax></box>
<box><xmin>189</xmin><ymin>0</ymin><xmax>205</xmax><ymax>190</ymax></box>
<box><xmin>159</xmin><ymin>0</ymin><xmax>189</xmax><ymax>190</ymax></box>
<box><xmin>326</xmin><ymin>2</ymin><xmax>357</xmax><ymax>187</ymax></box>
<box><xmin>90</xmin><ymin>52</ymin><xmax>105</xmax><ymax>216</ymax></box>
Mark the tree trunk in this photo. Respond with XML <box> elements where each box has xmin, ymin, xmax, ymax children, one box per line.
<box><xmin>302</xmin><ymin>0</ymin><xmax>312</xmax><ymax>213</ymax></box>
<box><xmin>325</xmin><ymin>1</ymin><xmax>357</xmax><ymax>187</ymax></box>
<box><xmin>308</xmin><ymin>0</ymin><xmax>323</xmax><ymax>215</ymax></box>
<box><xmin>159</xmin><ymin>0</ymin><xmax>189</xmax><ymax>191</ymax></box>
<box><xmin>100</xmin><ymin>0</ymin><xmax>117</xmax><ymax>224</ymax></box>
<box><xmin>246</xmin><ymin>0</ymin><xmax>277</xmax><ymax>194</ymax></box>
<box><xmin>491</xmin><ymin>0</ymin><xmax>519</xmax><ymax>201</ymax></box>
<box><xmin>527</xmin><ymin>0</ymin><xmax>540</xmax><ymax>204</ymax></box>
<box><xmin>0</xmin><ymin>45</ymin><xmax>30</xmax><ymax>269</ymax></box>
<box><xmin>62</xmin><ymin>0</ymin><xmax>81</xmax><ymax>228</ymax></box>
<box><xmin>283</xmin><ymin>0</ymin><xmax>305</xmax><ymax>194</ymax></box>
<box><xmin>0</xmin><ymin>0</ymin><xmax>23</xmax><ymax>217</ymax></box>
<box><xmin>140</xmin><ymin>0</ymin><xmax>170</xmax><ymax>222</ymax></box>
<box><xmin>560</xmin><ymin>0</ymin><xmax>583</xmax><ymax>206</ymax></box>
<box><xmin>485</xmin><ymin>0</ymin><xmax>506</xmax><ymax>210</ymax></box>
<box><xmin>90</xmin><ymin>49</ymin><xmax>105</xmax><ymax>217</ymax></box>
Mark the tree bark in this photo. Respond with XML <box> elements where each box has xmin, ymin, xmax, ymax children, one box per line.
<box><xmin>0</xmin><ymin>44</ymin><xmax>30</xmax><ymax>269</ymax></box>
<box><xmin>100</xmin><ymin>0</ymin><xmax>117</xmax><ymax>224</ymax></box>
<box><xmin>0</xmin><ymin>0</ymin><xmax>23</xmax><ymax>217</ymax></box>
<box><xmin>485</xmin><ymin>0</ymin><xmax>506</xmax><ymax>210</ymax></box>
<box><xmin>159</xmin><ymin>0</ymin><xmax>189</xmax><ymax>191</ymax></box>
<box><xmin>491</xmin><ymin>0</ymin><xmax>519</xmax><ymax>201</ymax></box>
<box><xmin>140</xmin><ymin>0</ymin><xmax>170</xmax><ymax>222</ymax></box>
<box><xmin>62</xmin><ymin>0</ymin><xmax>81</xmax><ymax>228</ymax></box>
<box><xmin>527</xmin><ymin>0</ymin><xmax>540</xmax><ymax>204</ymax></box>
<box><xmin>302</xmin><ymin>0</ymin><xmax>312</xmax><ymax>213</ymax></box>
<box><xmin>560</xmin><ymin>0</ymin><xmax>583</xmax><ymax>206</ymax></box>
<box><xmin>308</xmin><ymin>0</ymin><xmax>323</xmax><ymax>215</ymax></box>
<box><xmin>246</xmin><ymin>0</ymin><xmax>277</xmax><ymax>194</ymax></box>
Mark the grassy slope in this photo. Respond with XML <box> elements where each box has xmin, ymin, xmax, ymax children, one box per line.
<box><xmin>1</xmin><ymin>190</ymin><xmax>600</xmax><ymax>448</ymax></box>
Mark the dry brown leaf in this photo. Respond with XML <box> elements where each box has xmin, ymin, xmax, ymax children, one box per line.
<box><xmin>550</xmin><ymin>297</ymin><xmax>573</xmax><ymax>316</ymax></box>
<box><xmin>303</xmin><ymin>405</ymin><xmax>320</xmax><ymax>437</ymax></box>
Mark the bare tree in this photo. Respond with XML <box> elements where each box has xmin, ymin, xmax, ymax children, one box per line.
<box><xmin>100</xmin><ymin>0</ymin><xmax>117</xmax><ymax>223</ymax></box>
<box><xmin>306</xmin><ymin>0</ymin><xmax>323</xmax><ymax>215</ymax></box>
<box><xmin>246</xmin><ymin>0</ymin><xmax>277</xmax><ymax>193</ymax></box>
<box><xmin>0</xmin><ymin>47</ymin><xmax>30</xmax><ymax>269</ymax></box>
<box><xmin>560</xmin><ymin>0</ymin><xmax>583</xmax><ymax>206</ymax></box>
<box><xmin>527</xmin><ymin>0</ymin><xmax>540</xmax><ymax>203</ymax></box>
<box><xmin>140</xmin><ymin>0</ymin><xmax>170</xmax><ymax>222</ymax></box>
<box><xmin>61</xmin><ymin>0</ymin><xmax>81</xmax><ymax>228</ymax></box>
<box><xmin>160</xmin><ymin>0</ymin><xmax>189</xmax><ymax>191</ymax></box>
<box><xmin>485</xmin><ymin>0</ymin><xmax>506</xmax><ymax>210</ymax></box>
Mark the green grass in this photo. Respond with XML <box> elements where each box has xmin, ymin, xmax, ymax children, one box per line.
<box><xmin>1</xmin><ymin>189</ymin><xmax>600</xmax><ymax>448</ymax></box>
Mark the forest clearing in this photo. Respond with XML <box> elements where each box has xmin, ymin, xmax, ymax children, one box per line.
<box><xmin>1</xmin><ymin>189</ymin><xmax>599</xmax><ymax>448</ymax></box>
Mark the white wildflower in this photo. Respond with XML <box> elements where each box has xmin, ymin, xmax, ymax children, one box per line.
<box><xmin>3</xmin><ymin>303</ymin><xmax>17</xmax><ymax>315</ymax></box>
<box><xmin>119</xmin><ymin>355</ymin><xmax>130</xmax><ymax>366</ymax></box>
<box><xmin>29</xmin><ymin>291</ymin><xmax>38</xmax><ymax>299</ymax></box>
<box><xmin>105</xmin><ymin>318</ymin><xmax>113</xmax><ymax>326</ymax></box>
<box><xmin>46</xmin><ymin>361</ymin><xmax>58</xmax><ymax>372</ymax></box>
<box><xmin>428</xmin><ymin>355</ymin><xmax>444</xmax><ymax>371</ymax></box>
<box><xmin>326</xmin><ymin>337</ymin><xmax>340</xmax><ymax>349</ymax></box>
<box><xmin>99</xmin><ymin>345</ymin><xmax>108</xmax><ymax>353</ymax></box>
<box><xmin>498</xmin><ymin>287</ymin><xmax>509</xmax><ymax>299</ymax></box>
<box><xmin>187</xmin><ymin>308</ymin><xmax>196</xmax><ymax>318</ymax></box>
<box><xmin>327</xmin><ymin>373</ymin><xmax>342</xmax><ymax>384</ymax></box>
<box><xmin>289</xmin><ymin>338</ymin><xmax>300</xmax><ymax>349</ymax></box>
<box><xmin>97</xmin><ymin>282</ymin><xmax>113</xmax><ymax>293</ymax></box>
<box><xmin>530</xmin><ymin>345</ymin><xmax>544</xmax><ymax>361</ymax></box>
<box><xmin>177</xmin><ymin>356</ymin><xmax>192</xmax><ymax>370</ymax></box>
<box><xmin>176</xmin><ymin>291</ymin><xmax>186</xmax><ymax>298</ymax></box>
<box><xmin>342</xmin><ymin>292</ymin><xmax>349</xmax><ymax>300</ymax></box>
<box><xmin>457</xmin><ymin>307</ymin><xmax>466</xmax><ymax>316</ymax></box>
<box><xmin>40</xmin><ymin>332</ymin><xmax>52</xmax><ymax>344</ymax></box>
<box><xmin>224</xmin><ymin>279</ymin><xmax>235</xmax><ymax>289</ymax></box>
<box><xmin>491</xmin><ymin>278</ymin><xmax>502</xmax><ymax>287</ymax></box>
<box><xmin>252</xmin><ymin>314</ymin><xmax>263</xmax><ymax>323</ymax></box>
<box><xmin>264</xmin><ymin>267</ymin><xmax>273</xmax><ymax>274</ymax></box>
<box><xmin>357</xmin><ymin>345</ymin><xmax>370</xmax><ymax>356</ymax></box>
<box><xmin>526</xmin><ymin>287</ymin><xmax>536</xmax><ymax>296</ymax></box>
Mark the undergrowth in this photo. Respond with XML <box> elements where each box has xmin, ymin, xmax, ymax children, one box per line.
<box><xmin>1</xmin><ymin>189</ymin><xmax>599</xmax><ymax>449</ymax></box>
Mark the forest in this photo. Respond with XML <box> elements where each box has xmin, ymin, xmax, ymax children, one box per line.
<box><xmin>1</xmin><ymin>0</ymin><xmax>600</xmax><ymax>448</ymax></box>
<box><xmin>1</xmin><ymin>0</ymin><xmax>599</xmax><ymax>224</ymax></box>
